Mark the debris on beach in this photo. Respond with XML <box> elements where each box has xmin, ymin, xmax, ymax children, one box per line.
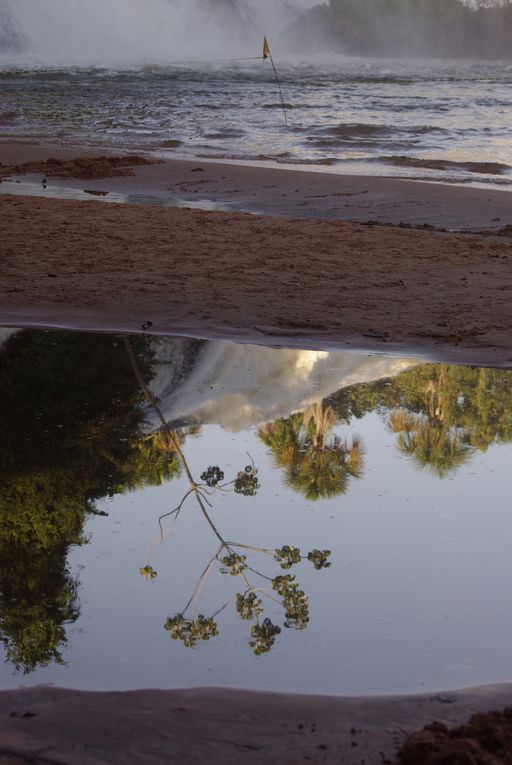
<box><xmin>397</xmin><ymin>708</ymin><xmax>512</xmax><ymax>764</ymax></box>
<box><xmin>0</xmin><ymin>155</ymin><xmax>158</xmax><ymax>181</ymax></box>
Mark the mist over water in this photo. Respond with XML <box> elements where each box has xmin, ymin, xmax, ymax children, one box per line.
<box><xmin>0</xmin><ymin>0</ymin><xmax>317</xmax><ymax>67</ymax></box>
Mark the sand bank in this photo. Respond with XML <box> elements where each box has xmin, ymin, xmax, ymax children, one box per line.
<box><xmin>2</xmin><ymin>189</ymin><xmax>512</xmax><ymax>366</ymax></box>
<box><xmin>1</xmin><ymin>684</ymin><xmax>512</xmax><ymax>764</ymax></box>
<box><xmin>2</xmin><ymin>142</ymin><xmax>512</xmax><ymax>366</ymax></box>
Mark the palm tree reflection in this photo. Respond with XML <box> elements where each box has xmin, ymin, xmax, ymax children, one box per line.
<box><xmin>259</xmin><ymin>402</ymin><xmax>364</xmax><ymax>500</ymax></box>
<box><xmin>388</xmin><ymin>410</ymin><xmax>473</xmax><ymax>479</ymax></box>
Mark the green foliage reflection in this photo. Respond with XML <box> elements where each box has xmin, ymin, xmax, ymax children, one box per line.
<box><xmin>329</xmin><ymin>363</ymin><xmax>512</xmax><ymax>478</ymax></box>
<box><xmin>3</xmin><ymin>328</ymin><xmax>512</xmax><ymax>674</ymax></box>
<box><xmin>260</xmin><ymin>363</ymin><xmax>512</xmax><ymax>490</ymax></box>
<box><xmin>0</xmin><ymin>330</ymin><xmax>180</xmax><ymax>673</ymax></box>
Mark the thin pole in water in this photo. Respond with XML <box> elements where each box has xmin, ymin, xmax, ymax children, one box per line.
<box><xmin>263</xmin><ymin>36</ymin><xmax>288</xmax><ymax>127</ymax></box>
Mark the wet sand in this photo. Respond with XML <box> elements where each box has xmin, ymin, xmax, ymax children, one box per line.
<box><xmin>1</xmin><ymin>684</ymin><xmax>512</xmax><ymax>765</ymax></box>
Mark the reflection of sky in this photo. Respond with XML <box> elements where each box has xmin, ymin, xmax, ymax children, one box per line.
<box><xmin>151</xmin><ymin>339</ymin><xmax>415</xmax><ymax>430</ymax></box>
<box><xmin>3</xmin><ymin>408</ymin><xmax>512</xmax><ymax>696</ymax></box>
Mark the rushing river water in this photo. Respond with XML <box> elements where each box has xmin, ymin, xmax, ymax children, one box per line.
<box><xmin>1</xmin><ymin>328</ymin><xmax>512</xmax><ymax>694</ymax></box>
<box><xmin>1</xmin><ymin>58</ymin><xmax>512</xmax><ymax>189</ymax></box>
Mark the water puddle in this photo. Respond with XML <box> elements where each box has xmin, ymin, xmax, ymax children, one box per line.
<box><xmin>0</xmin><ymin>179</ymin><xmax>231</xmax><ymax>212</ymax></box>
<box><xmin>1</xmin><ymin>327</ymin><xmax>511</xmax><ymax>695</ymax></box>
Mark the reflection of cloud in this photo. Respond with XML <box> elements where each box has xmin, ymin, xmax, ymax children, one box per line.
<box><xmin>184</xmin><ymin>394</ymin><xmax>263</xmax><ymax>432</ymax></box>
<box><xmin>150</xmin><ymin>338</ymin><xmax>417</xmax><ymax>431</ymax></box>
<box><xmin>294</xmin><ymin>350</ymin><xmax>329</xmax><ymax>377</ymax></box>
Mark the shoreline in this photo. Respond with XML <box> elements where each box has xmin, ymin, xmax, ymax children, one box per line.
<box><xmin>2</xmin><ymin>683</ymin><xmax>512</xmax><ymax>764</ymax></box>
<box><xmin>4</xmin><ymin>308</ymin><xmax>512</xmax><ymax>370</ymax></box>
<box><xmin>2</xmin><ymin>140</ymin><xmax>512</xmax><ymax>231</ymax></box>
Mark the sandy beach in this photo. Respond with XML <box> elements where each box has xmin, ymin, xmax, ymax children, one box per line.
<box><xmin>2</xmin><ymin>143</ymin><xmax>512</xmax><ymax>366</ymax></box>
<box><xmin>3</xmin><ymin>142</ymin><xmax>512</xmax><ymax>763</ymax></box>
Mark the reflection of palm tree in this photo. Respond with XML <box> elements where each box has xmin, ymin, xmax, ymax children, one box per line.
<box><xmin>388</xmin><ymin>410</ymin><xmax>473</xmax><ymax>479</ymax></box>
<box><xmin>128</xmin><ymin>431</ymin><xmax>182</xmax><ymax>490</ymax></box>
<box><xmin>286</xmin><ymin>434</ymin><xmax>364</xmax><ymax>500</ymax></box>
<box><xmin>303</xmin><ymin>401</ymin><xmax>337</xmax><ymax>449</ymax></box>
<box><xmin>259</xmin><ymin>402</ymin><xmax>364</xmax><ymax>501</ymax></box>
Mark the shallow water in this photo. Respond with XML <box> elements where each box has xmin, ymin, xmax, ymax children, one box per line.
<box><xmin>0</xmin><ymin>178</ymin><xmax>232</xmax><ymax>211</ymax></box>
<box><xmin>1</xmin><ymin>328</ymin><xmax>512</xmax><ymax>695</ymax></box>
<box><xmin>1</xmin><ymin>58</ymin><xmax>512</xmax><ymax>189</ymax></box>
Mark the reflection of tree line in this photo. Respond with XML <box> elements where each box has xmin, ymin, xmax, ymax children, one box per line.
<box><xmin>338</xmin><ymin>364</ymin><xmax>512</xmax><ymax>477</ymax></box>
<box><xmin>1</xmin><ymin>331</ymin><xmax>511</xmax><ymax>674</ymax></box>
<box><xmin>261</xmin><ymin>364</ymin><xmax>512</xmax><ymax>491</ymax></box>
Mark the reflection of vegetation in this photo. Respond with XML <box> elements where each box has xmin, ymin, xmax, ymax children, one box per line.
<box><xmin>388</xmin><ymin>411</ymin><xmax>473</xmax><ymax>478</ymax></box>
<box><xmin>328</xmin><ymin>364</ymin><xmax>512</xmax><ymax>478</ymax></box>
<box><xmin>0</xmin><ymin>544</ymin><xmax>79</xmax><ymax>673</ymax></box>
<box><xmin>3</xmin><ymin>328</ymin><xmax>512</xmax><ymax>673</ymax></box>
<box><xmin>161</xmin><ymin>504</ymin><xmax>331</xmax><ymax>656</ymax></box>
<box><xmin>260</xmin><ymin>364</ymin><xmax>512</xmax><ymax>490</ymax></box>
<box><xmin>125</xmin><ymin>340</ymin><xmax>332</xmax><ymax>656</ymax></box>
<box><xmin>0</xmin><ymin>330</ymin><xmax>180</xmax><ymax>673</ymax></box>
<box><xmin>259</xmin><ymin>402</ymin><xmax>364</xmax><ymax>500</ymax></box>
<box><xmin>129</xmin><ymin>431</ymin><xmax>182</xmax><ymax>490</ymax></box>
<box><xmin>159</xmin><ymin>485</ymin><xmax>332</xmax><ymax>655</ymax></box>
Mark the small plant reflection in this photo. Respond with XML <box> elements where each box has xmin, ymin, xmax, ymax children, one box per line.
<box><xmin>124</xmin><ymin>338</ymin><xmax>332</xmax><ymax>656</ymax></box>
<box><xmin>158</xmin><ymin>463</ymin><xmax>332</xmax><ymax>656</ymax></box>
<box><xmin>152</xmin><ymin>453</ymin><xmax>331</xmax><ymax>656</ymax></box>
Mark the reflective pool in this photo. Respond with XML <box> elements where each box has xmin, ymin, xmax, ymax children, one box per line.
<box><xmin>1</xmin><ymin>328</ymin><xmax>511</xmax><ymax>695</ymax></box>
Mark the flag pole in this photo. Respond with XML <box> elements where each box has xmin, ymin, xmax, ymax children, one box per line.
<box><xmin>263</xmin><ymin>36</ymin><xmax>288</xmax><ymax>127</ymax></box>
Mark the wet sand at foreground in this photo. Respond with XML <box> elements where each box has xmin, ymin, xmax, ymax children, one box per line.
<box><xmin>2</xmin><ymin>684</ymin><xmax>512</xmax><ymax>765</ymax></box>
<box><xmin>2</xmin><ymin>140</ymin><xmax>512</xmax><ymax>230</ymax></box>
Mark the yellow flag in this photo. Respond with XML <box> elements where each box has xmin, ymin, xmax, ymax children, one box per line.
<box><xmin>263</xmin><ymin>36</ymin><xmax>271</xmax><ymax>60</ymax></box>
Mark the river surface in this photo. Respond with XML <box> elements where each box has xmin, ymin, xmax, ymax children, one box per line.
<box><xmin>1</xmin><ymin>328</ymin><xmax>512</xmax><ymax>695</ymax></box>
<box><xmin>1</xmin><ymin>58</ymin><xmax>511</xmax><ymax>189</ymax></box>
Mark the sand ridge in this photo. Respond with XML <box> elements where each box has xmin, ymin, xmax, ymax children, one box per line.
<box><xmin>2</xmin><ymin>192</ymin><xmax>512</xmax><ymax>365</ymax></box>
